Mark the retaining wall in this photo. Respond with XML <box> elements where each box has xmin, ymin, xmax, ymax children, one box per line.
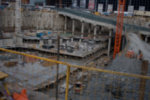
<box><xmin>0</xmin><ymin>9</ymin><xmax>64</xmax><ymax>32</ymax></box>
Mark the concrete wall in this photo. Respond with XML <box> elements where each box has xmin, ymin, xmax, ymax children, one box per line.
<box><xmin>0</xmin><ymin>39</ymin><xmax>13</xmax><ymax>47</ymax></box>
<box><xmin>0</xmin><ymin>9</ymin><xmax>64</xmax><ymax>32</ymax></box>
<box><xmin>30</xmin><ymin>0</ymin><xmax>46</xmax><ymax>5</ymax></box>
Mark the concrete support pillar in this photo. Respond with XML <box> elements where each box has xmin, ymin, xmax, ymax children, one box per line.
<box><xmin>107</xmin><ymin>30</ymin><xmax>112</xmax><ymax>56</ymax></box>
<box><xmin>145</xmin><ymin>36</ymin><xmax>148</xmax><ymax>43</ymax></box>
<box><xmin>88</xmin><ymin>24</ymin><xmax>91</xmax><ymax>34</ymax></box>
<box><xmin>72</xmin><ymin>19</ymin><xmax>75</xmax><ymax>36</ymax></box>
<box><xmin>15</xmin><ymin>37</ymin><xmax>23</xmax><ymax>46</ymax></box>
<box><xmin>51</xmin><ymin>14</ymin><xmax>54</xmax><ymax>30</ymax></box>
<box><xmin>81</xmin><ymin>22</ymin><xmax>84</xmax><ymax>36</ymax></box>
<box><xmin>48</xmin><ymin>40</ymin><xmax>52</xmax><ymax>44</ymax></box>
<box><xmin>60</xmin><ymin>39</ymin><xmax>63</xmax><ymax>44</ymax></box>
<box><xmin>94</xmin><ymin>25</ymin><xmax>97</xmax><ymax>40</ymax></box>
<box><xmin>88</xmin><ymin>27</ymin><xmax>91</xmax><ymax>34</ymax></box>
<box><xmin>40</xmin><ymin>40</ymin><xmax>44</xmax><ymax>48</ymax></box>
<box><xmin>15</xmin><ymin>0</ymin><xmax>22</xmax><ymax>46</ymax></box>
<box><xmin>71</xmin><ymin>38</ymin><xmax>74</xmax><ymax>42</ymax></box>
<box><xmin>105</xmin><ymin>0</ymin><xmax>108</xmax><ymax>12</ymax></box>
<box><xmin>80</xmin><ymin>22</ymin><xmax>84</xmax><ymax>42</ymax></box>
<box><xmin>64</xmin><ymin>16</ymin><xmax>67</xmax><ymax>33</ymax></box>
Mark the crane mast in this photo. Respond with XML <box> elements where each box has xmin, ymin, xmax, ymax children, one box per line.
<box><xmin>113</xmin><ymin>0</ymin><xmax>126</xmax><ymax>58</ymax></box>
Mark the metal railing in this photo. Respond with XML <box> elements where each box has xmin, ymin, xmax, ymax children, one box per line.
<box><xmin>0</xmin><ymin>48</ymin><xmax>150</xmax><ymax>100</ymax></box>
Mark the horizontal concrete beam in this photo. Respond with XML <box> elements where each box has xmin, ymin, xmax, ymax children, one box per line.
<box><xmin>58</xmin><ymin>8</ymin><xmax>150</xmax><ymax>35</ymax></box>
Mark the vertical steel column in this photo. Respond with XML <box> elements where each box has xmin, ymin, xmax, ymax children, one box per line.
<box><xmin>65</xmin><ymin>66</ymin><xmax>70</xmax><ymax>100</ymax></box>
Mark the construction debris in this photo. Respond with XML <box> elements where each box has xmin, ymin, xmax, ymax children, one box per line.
<box><xmin>0</xmin><ymin>1</ymin><xmax>150</xmax><ymax>100</ymax></box>
<box><xmin>4</xmin><ymin>61</ymin><xmax>18</xmax><ymax>67</ymax></box>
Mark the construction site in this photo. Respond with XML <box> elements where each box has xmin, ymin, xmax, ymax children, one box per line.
<box><xmin>0</xmin><ymin>0</ymin><xmax>150</xmax><ymax>100</ymax></box>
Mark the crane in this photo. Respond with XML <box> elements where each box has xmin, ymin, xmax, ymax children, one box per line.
<box><xmin>113</xmin><ymin>0</ymin><xmax>126</xmax><ymax>58</ymax></box>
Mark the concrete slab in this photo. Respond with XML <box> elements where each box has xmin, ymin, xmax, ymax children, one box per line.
<box><xmin>0</xmin><ymin>55</ymin><xmax>83</xmax><ymax>90</ymax></box>
<box><xmin>0</xmin><ymin>71</ymin><xmax>8</xmax><ymax>80</ymax></box>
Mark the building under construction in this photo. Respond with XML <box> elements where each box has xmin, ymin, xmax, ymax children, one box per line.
<box><xmin>0</xmin><ymin>0</ymin><xmax>150</xmax><ymax>100</ymax></box>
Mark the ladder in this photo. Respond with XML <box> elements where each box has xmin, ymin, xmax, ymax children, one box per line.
<box><xmin>113</xmin><ymin>0</ymin><xmax>126</xmax><ymax>58</ymax></box>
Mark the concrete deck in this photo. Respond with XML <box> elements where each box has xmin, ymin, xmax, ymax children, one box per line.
<box><xmin>58</xmin><ymin>8</ymin><xmax>150</xmax><ymax>35</ymax></box>
<box><xmin>0</xmin><ymin>55</ymin><xmax>83</xmax><ymax>90</ymax></box>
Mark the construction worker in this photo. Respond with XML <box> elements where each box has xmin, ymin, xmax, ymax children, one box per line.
<box><xmin>126</xmin><ymin>49</ymin><xmax>134</xmax><ymax>58</ymax></box>
<box><xmin>137</xmin><ymin>50</ymin><xmax>143</xmax><ymax>60</ymax></box>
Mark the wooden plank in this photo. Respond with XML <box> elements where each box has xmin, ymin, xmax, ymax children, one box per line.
<box><xmin>0</xmin><ymin>71</ymin><xmax>8</xmax><ymax>80</ymax></box>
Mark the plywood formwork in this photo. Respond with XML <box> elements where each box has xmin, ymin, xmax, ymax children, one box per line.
<box><xmin>0</xmin><ymin>71</ymin><xmax>8</xmax><ymax>80</ymax></box>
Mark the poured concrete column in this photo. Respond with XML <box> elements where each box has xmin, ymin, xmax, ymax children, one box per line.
<box><xmin>81</xmin><ymin>22</ymin><xmax>84</xmax><ymax>37</ymax></box>
<box><xmin>94</xmin><ymin>25</ymin><xmax>97</xmax><ymax>40</ymax></box>
<box><xmin>71</xmin><ymin>38</ymin><xmax>74</xmax><ymax>42</ymax></box>
<box><xmin>145</xmin><ymin>36</ymin><xmax>148</xmax><ymax>42</ymax></box>
<box><xmin>51</xmin><ymin>14</ymin><xmax>54</xmax><ymax>29</ymax></box>
<box><xmin>40</xmin><ymin>40</ymin><xmax>44</xmax><ymax>48</ymax></box>
<box><xmin>72</xmin><ymin>19</ymin><xmax>75</xmax><ymax>35</ymax></box>
<box><xmin>88</xmin><ymin>27</ymin><xmax>91</xmax><ymax>34</ymax></box>
<box><xmin>60</xmin><ymin>38</ymin><xmax>63</xmax><ymax>44</ymax></box>
<box><xmin>64</xmin><ymin>16</ymin><xmax>67</xmax><ymax>33</ymax></box>
<box><xmin>15</xmin><ymin>0</ymin><xmax>22</xmax><ymax>46</ymax></box>
<box><xmin>48</xmin><ymin>40</ymin><xmax>52</xmax><ymax>44</ymax></box>
<box><xmin>80</xmin><ymin>22</ymin><xmax>84</xmax><ymax>42</ymax></box>
<box><xmin>88</xmin><ymin>24</ymin><xmax>91</xmax><ymax>34</ymax></box>
<box><xmin>107</xmin><ymin>30</ymin><xmax>112</xmax><ymax>56</ymax></box>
